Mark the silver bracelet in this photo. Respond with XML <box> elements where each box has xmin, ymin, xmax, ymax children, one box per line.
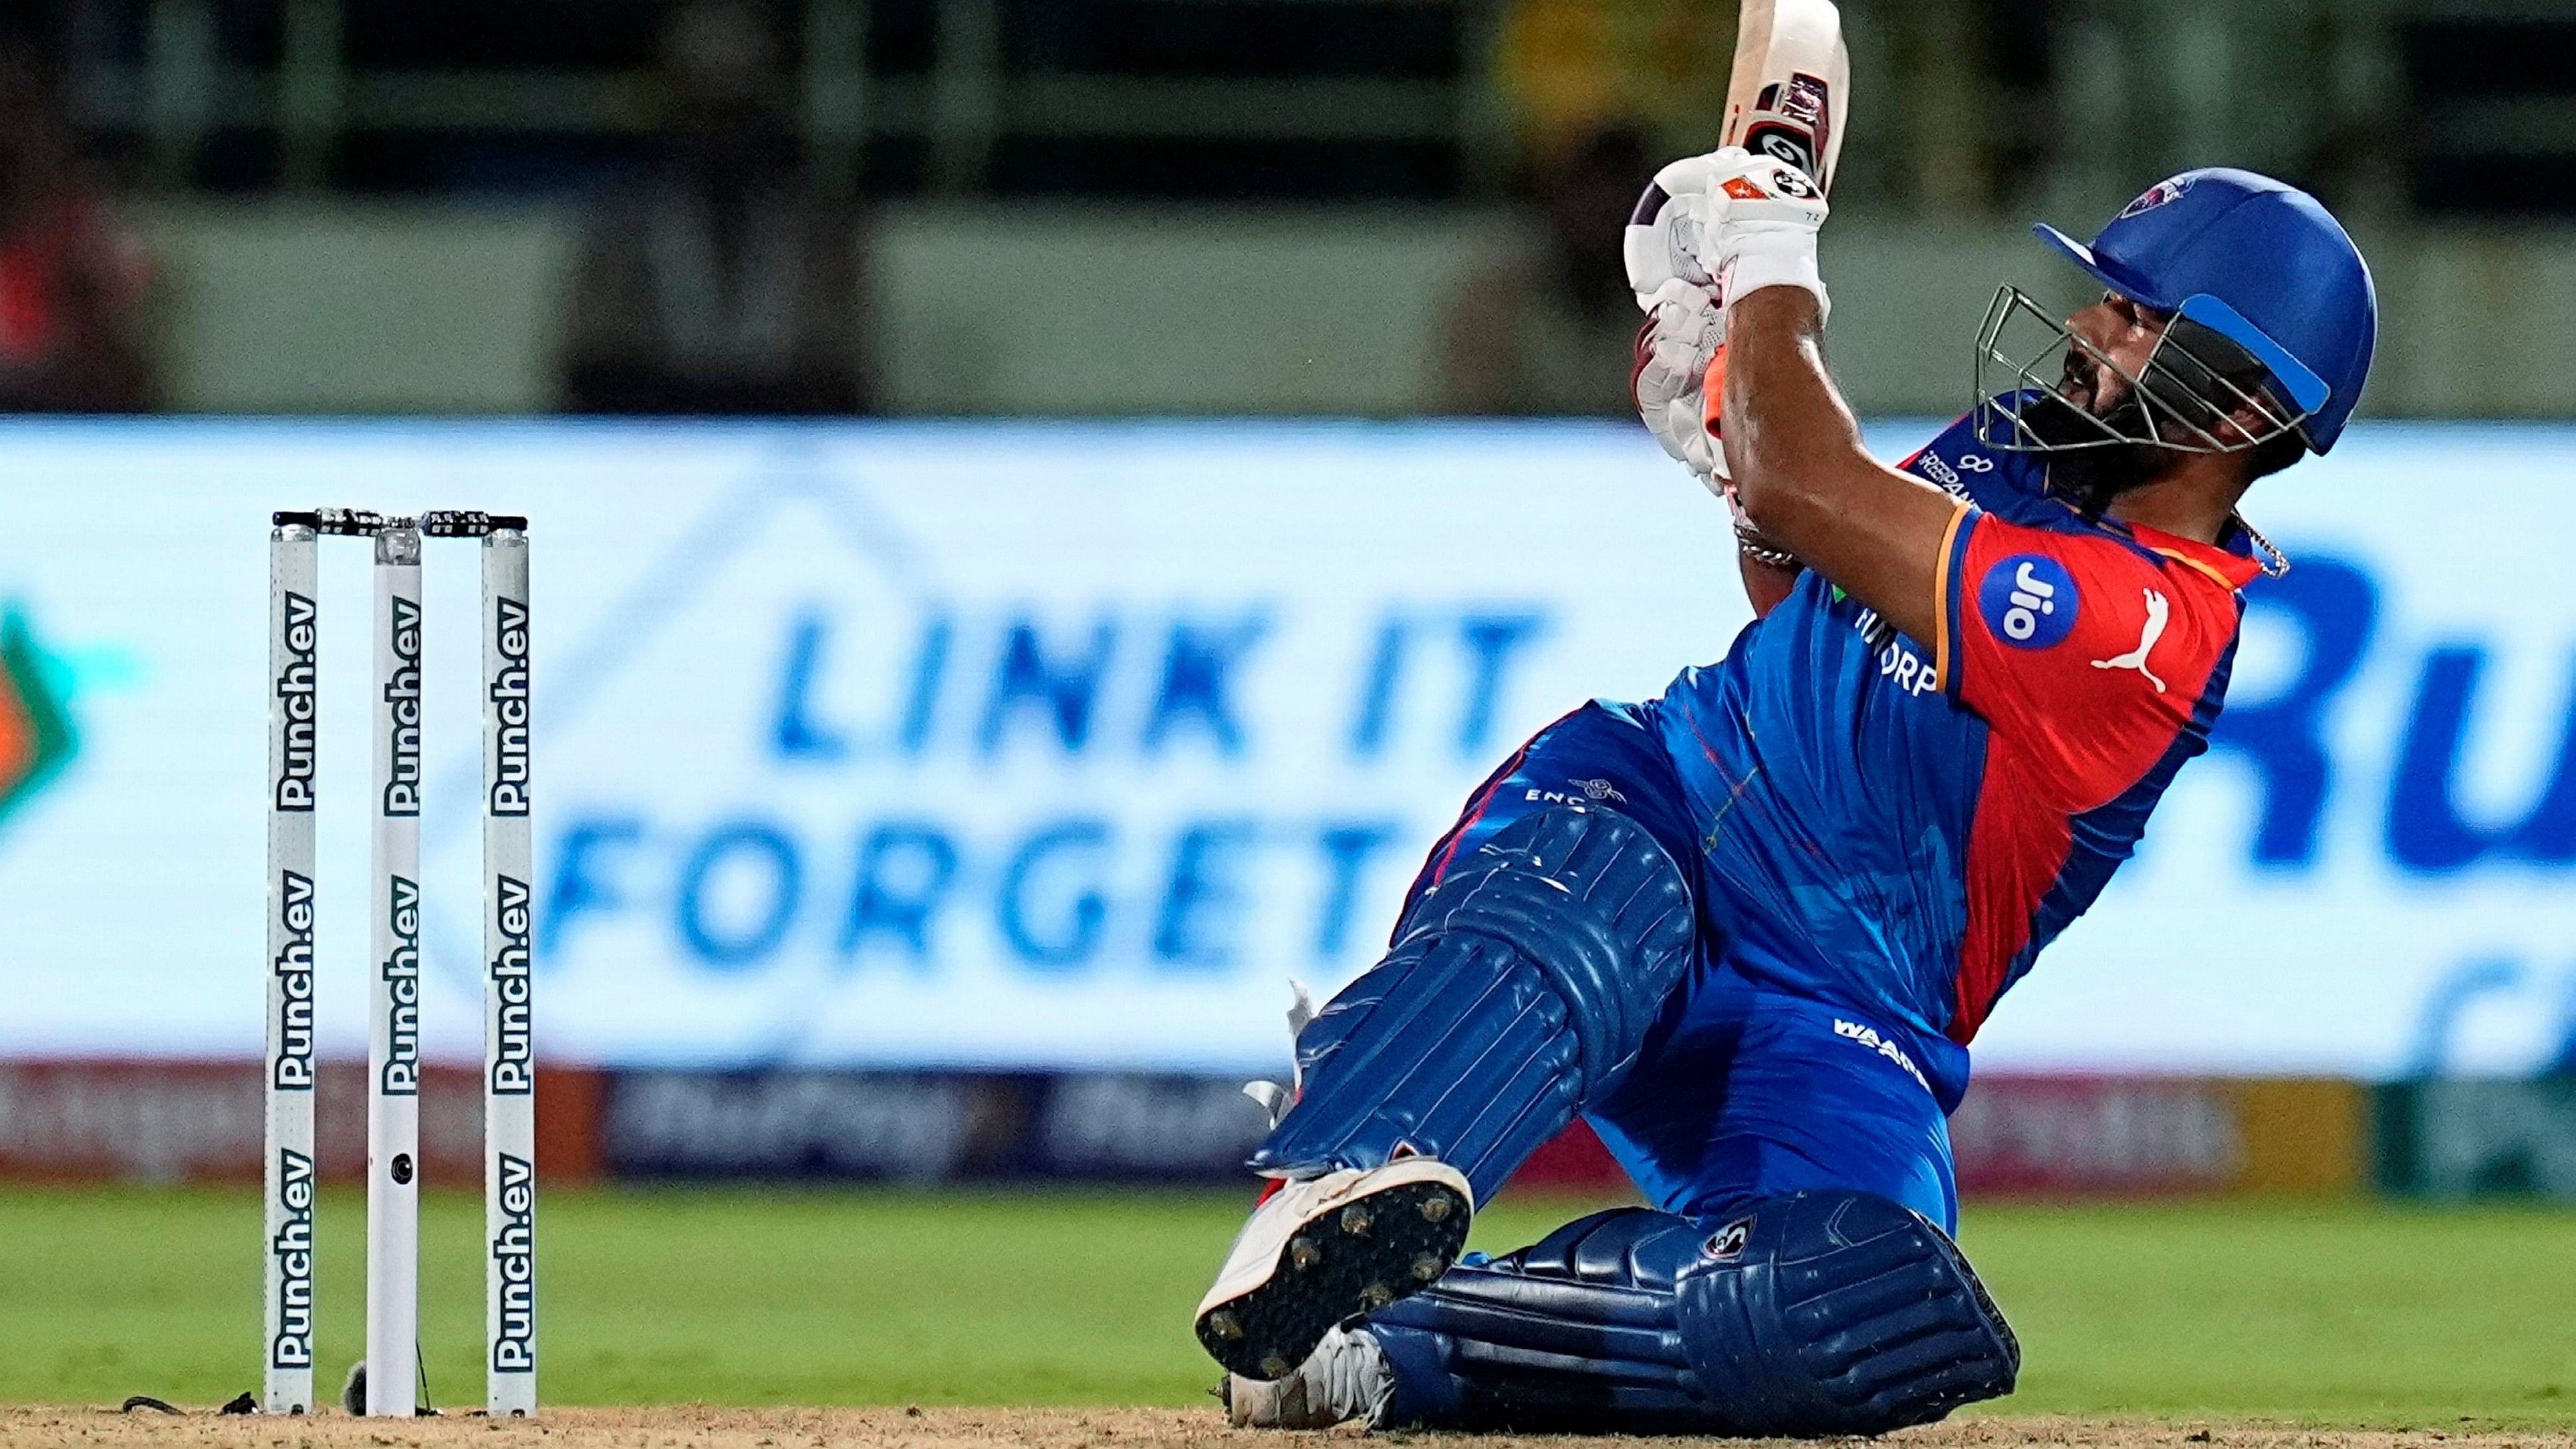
<box><xmin>1735</xmin><ymin>523</ymin><xmax>1799</xmax><ymax>570</ymax></box>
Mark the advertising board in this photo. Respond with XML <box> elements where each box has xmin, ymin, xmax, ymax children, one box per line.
<box><xmin>0</xmin><ymin>420</ymin><xmax>2569</xmax><ymax>1078</ymax></box>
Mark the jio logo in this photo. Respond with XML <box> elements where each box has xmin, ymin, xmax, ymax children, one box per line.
<box><xmin>1978</xmin><ymin>554</ymin><xmax>2080</xmax><ymax>649</ymax></box>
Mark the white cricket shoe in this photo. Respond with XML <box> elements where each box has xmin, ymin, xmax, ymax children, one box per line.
<box><xmin>1222</xmin><ymin>1326</ymin><xmax>1394</xmax><ymax>1429</ymax></box>
<box><xmin>1193</xmin><ymin>1157</ymin><xmax>1472</xmax><ymax>1381</ymax></box>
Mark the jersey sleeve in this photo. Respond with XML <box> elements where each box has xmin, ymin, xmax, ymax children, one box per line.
<box><xmin>1938</xmin><ymin>511</ymin><xmax>2236</xmax><ymax>811</ymax></box>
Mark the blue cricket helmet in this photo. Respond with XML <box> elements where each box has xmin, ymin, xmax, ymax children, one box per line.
<box><xmin>2033</xmin><ymin>167</ymin><xmax>2377</xmax><ymax>453</ymax></box>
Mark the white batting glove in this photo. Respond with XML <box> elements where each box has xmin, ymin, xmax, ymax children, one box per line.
<box><xmin>1634</xmin><ymin>296</ymin><xmax>1795</xmax><ymax>561</ymax></box>
<box><xmin>1624</xmin><ymin>158</ymin><xmax>1734</xmax><ymax>491</ymax></box>
<box><xmin>1628</xmin><ymin>148</ymin><xmax>1830</xmax><ymax>321</ymax></box>
<box><xmin>1630</xmin><ymin>278</ymin><xmax>1728</xmax><ymax>489</ymax></box>
<box><xmin>1624</xmin><ymin>153</ymin><xmax>1732</xmax><ymax>299</ymax></box>
<box><xmin>1698</xmin><ymin>148</ymin><xmax>1830</xmax><ymax>323</ymax></box>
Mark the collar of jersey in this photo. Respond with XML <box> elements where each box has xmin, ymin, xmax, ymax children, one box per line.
<box><xmin>1938</xmin><ymin>401</ymin><xmax>2265</xmax><ymax>591</ymax></box>
<box><xmin>2110</xmin><ymin>517</ymin><xmax>2264</xmax><ymax>591</ymax></box>
<box><xmin>2018</xmin><ymin>481</ymin><xmax>2266</xmax><ymax>593</ymax></box>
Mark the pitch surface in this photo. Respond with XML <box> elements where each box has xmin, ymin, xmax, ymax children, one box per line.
<box><xmin>3</xmin><ymin>1409</ymin><xmax>2574</xmax><ymax>1449</ymax></box>
<box><xmin>5</xmin><ymin>1187</ymin><xmax>2574</xmax><ymax>1424</ymax></box>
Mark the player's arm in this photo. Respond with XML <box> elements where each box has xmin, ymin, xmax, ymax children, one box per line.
<box><xmin>1722</xmin><ymin>286</ymin><xmax>1960</xmax><ymax>646</ymax></box>
<box><xmin>1724</xmin><ymin>463</ymin><xmax>1805</xmax><ymax>617</ymax></box>
<box><xmin>1652</xmin><ymin>148</ymin><xmax>1959</xmax><ymax>649</ymax></box>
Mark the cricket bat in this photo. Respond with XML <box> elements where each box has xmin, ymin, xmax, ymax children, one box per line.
<box><xmin>1678</xmin><ymin>0</ymin><xmax>1849</xmax><ymax>491</ymax></box>
<box><xmin>1720</xmin><ymin>0</ymin><xmax>1850</xmax><ymax>196</ymax></box>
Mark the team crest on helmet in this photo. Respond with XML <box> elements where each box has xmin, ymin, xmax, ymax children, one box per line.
<box><xmin>2117</xmin><ymin>176</ymin><xmax>2195</xmax><ymax>220</ymax></box>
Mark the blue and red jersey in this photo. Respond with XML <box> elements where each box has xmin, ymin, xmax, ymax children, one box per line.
<box><xmin>1647</xmin><ymin>408</ymin><xmax>2261</xmax><ymax>1091</ymax></box>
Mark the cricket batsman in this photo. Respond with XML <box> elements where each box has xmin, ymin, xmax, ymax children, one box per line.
<box><xmin>1193</xmin><ymin>156</ymin><xmax>2377</xmax><ymax>1435</ymax></box>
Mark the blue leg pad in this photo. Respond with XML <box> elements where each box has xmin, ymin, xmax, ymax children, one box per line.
<box><xmin>1366</xmin><ymin>1192</ymin><xmax>2020</xmax><ymax>1436</ymax></box>
<box><xmin>1368</xmin><ymin>1207</ymin><xmax>1724</xmax><ymax>1433</ymax></box>
<box><xmin>1251</xmin><ymin>805</ymin><xmax>1695</xmax><ymax>1200</ymax></box>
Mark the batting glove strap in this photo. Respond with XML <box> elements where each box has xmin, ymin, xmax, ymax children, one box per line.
<box><xmin>1694</xmin><ymin>148</ymin><xmax>1831</xmax><ymax>325</ymax></box>
<box><xmin>1719</xmin><ymin>222</ymin><xmax>1829</xmax><ymax>327</ymax></box>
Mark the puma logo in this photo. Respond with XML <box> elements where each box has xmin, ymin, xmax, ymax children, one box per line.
<box><xmin>2091</xmin><ymin>589</ymin><xmax>2169</xmax><ymax>693</ymax></box>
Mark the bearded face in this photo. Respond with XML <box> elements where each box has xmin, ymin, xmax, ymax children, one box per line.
<box><xmin>1973</xmin><ymin>286</ymin><xmax>2303</xmax><ymax>517</ymax></box>
<box><xmin>2017</xmin><ymin>340</ymin><xmax>2178</xmax><ymax>517</ymax></box>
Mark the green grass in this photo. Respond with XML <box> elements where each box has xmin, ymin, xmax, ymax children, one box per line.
<box><xmin>1956</xmin><ymin>1199</ymin><xmax>2576</xmax><ymax>1426</ymax></box>
<box><xmin>1</xmin><ymin>1186</ymin><xmax>2572</xmax><ymax>1425</ymax></box>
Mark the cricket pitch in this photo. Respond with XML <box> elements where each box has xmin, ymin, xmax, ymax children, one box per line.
<box><xmin>5</xmin><ymin>1409</ymin><xmax>2572</xmax><ymax>1449</ymax></box>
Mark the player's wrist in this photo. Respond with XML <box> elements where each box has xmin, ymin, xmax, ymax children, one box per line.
<box><xmin>1734</xmin><ymin>519</ymin><xmax>1800</xmax><ymax>569</ymax></box>
<box><xmin>1722</xmin><ymin>478</ymin><xmax>1797</xmax><ymax>567</ymax></box>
